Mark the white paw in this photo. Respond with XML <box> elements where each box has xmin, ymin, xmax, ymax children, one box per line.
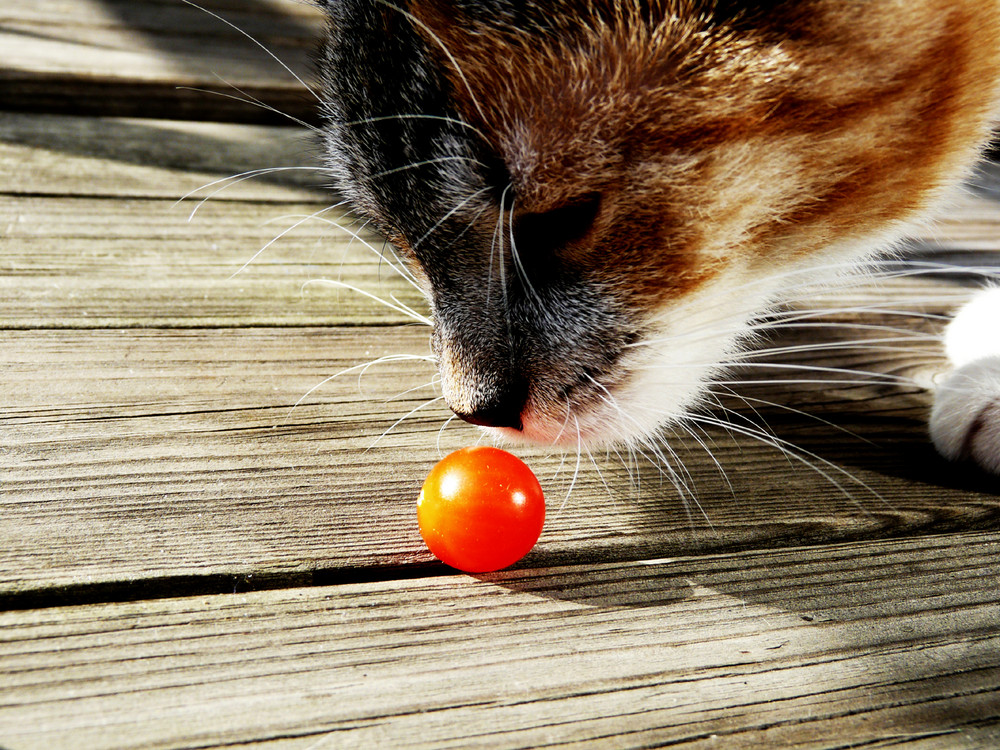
<box><xmin>930</xmin><ymin>356</ymin><xmax>1000</xmax><ymax>474</ymax></box>
<box><xmin>929</xmin><ymin>288</ymin><xmax>1000</xmax><ymax>475</ymax></box>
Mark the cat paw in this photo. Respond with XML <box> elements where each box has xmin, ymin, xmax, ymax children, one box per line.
<box><xmin>929</xmin><ymin>288</ymin><xmax>1000</xmax><ymax>474</ymax></box>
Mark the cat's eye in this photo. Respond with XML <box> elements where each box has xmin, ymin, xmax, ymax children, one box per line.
<box><xmin>511</xmin><ymin>193</ymin><xmax>601</xmax><ymax>265</ymax></box>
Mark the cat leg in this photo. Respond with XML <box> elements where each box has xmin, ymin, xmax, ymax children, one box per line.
<box><xmin>929</xmin><ymin>288</ymin><xmax>1000</xmax><ymax>474</ymax></box>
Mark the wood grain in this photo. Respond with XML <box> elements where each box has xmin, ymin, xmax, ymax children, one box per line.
<box><xmin>0</xmin><ymin>194</ymin><xmax>424</xmax><ymax>327</ymax></box>
<box><xmin>0</xmin><ymin>114</ymin><xmax>427</xmax><ymax>326</ymax></box>
<box><xmin>0</xmin><ymin>113</ymin><xmax>324</xmax><ymax>199</ymax></box>
<box><xmin>1</xmin><ymin>532</ymin><xmax>997</xmax><ymax>749</ymax></box>
<box><xmin>0</xmin><ymin>0</ymin><xmax>324</xmax><ymax>123</ymax></box>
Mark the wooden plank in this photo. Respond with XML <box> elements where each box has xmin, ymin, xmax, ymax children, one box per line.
<box><xmin>4</xmin><ymin>322</ymin><xmax>1000</xmax><ymax>600</ymax></box>
<box><xmin>1</xmin><ymin>532</ymin><xmax>997</xmax><ymax>749</ymax></box>
<box><xmin>0</xmin><ymin>113</ymin><xmax>324</xmax><ymax>199</ymax></box>
<box><xmin>0</xmin><ymin>0</ymin><xmax>324</xmax><ymax>123</ymax></box>
<box><xmin>0</xmin><ymin>114</ymin><xmax>424</xmax><ymax>326</ymax></box>
<box><xmin>1</xmin><ymin>194</ymin><xmax>425</xmax><ymax>327</ymax></box>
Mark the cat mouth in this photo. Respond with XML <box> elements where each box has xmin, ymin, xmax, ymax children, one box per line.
<box><xmin>455</xmin><ymin>369</ymin><xmax>646</xmax><ymax>448</ymax></box>
<box><xmin>486</xmin><ymin>401</ymin><xmax>632</xmax><ymax>448</ymax></box>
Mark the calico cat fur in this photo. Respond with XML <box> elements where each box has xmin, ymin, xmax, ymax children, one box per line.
<box><xmin>315</xmin><ymin>0</ymin><xmax>1000</xmax><ymax>461</ymax></box>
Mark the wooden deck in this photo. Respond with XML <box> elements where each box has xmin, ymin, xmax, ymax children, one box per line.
<box><xmin>2</xmin><ymin>2</ymin><xmax>999</xmax><ymax>747</ymax></box>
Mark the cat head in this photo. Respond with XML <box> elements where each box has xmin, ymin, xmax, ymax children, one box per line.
<box><xmin>318</xmin><ymin>0</ymin><xmax>1000</xmax><ymax>447</ymax></box>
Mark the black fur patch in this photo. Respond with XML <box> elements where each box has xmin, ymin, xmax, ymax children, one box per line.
<box><xmin>317</xmin><ymin>1</ymin><xmax>503</xmax><ymax>247</ymax></box>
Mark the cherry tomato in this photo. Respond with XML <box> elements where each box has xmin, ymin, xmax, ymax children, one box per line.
<box><xmin>417</xmin><ymin>446</ymin><xmax>545</xmax><ymax>573</ymax></box>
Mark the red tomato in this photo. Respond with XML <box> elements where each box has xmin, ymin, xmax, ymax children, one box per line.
<box><xmin>417</xmin><ymin>447</ymin><xmax>545</xmax><ymax>573</ymax></box>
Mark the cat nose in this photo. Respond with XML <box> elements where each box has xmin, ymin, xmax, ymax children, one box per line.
<box><xmin>434</xmin><ymin>333</ymin><xmax>528</xmax><ymax>431</ymax></box>
<box><xmin>454</xmin><ymin>405</ymin><xmax>523</xmax><ymax>431</ymax></box>
<box><xmin>451</xmin><ymin>381</ymin><xmax>527</xmax><ymax>431</ymax></box>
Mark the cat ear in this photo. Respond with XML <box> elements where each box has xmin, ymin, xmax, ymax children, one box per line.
<box><xmin>929</xmin><ymin>288</ymin><xmax>1000</xmax><ymax>474</ymax></box>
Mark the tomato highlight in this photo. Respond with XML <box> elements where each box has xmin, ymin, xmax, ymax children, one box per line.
<box><xmin>417</xmin><ymin>447</ymin><xmax>545</xmax><ymax>573</ymax></box>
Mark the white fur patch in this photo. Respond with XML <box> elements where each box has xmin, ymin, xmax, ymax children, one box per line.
<box><xmin>944</xmin><ymin>287</ymin><xmax>1000</xmax><ymax>366</ymax></box>
<box><xmin>930</xmin><ymin>288</ymin><xmax>1000</xmax><ymax>474</ymax></box>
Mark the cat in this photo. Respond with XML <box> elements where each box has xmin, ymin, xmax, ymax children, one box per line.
<box><xmin>314</xmin><ymin>0</ymin><xmax>1000</xmax><ymax>471</ymax></box>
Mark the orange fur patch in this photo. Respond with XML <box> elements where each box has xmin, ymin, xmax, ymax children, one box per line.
<box><xmin>409</xmin><ymin>0</ymin><xmax>1000</xmax><ymax>311</ymax></box>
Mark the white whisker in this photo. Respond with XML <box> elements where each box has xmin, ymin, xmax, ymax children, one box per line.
<box><xmin>413</xmin><ymin>188</ymin><xmax>492</xmax><ymax>251</ymax></box>
<box><xmin>302</xmin><ymin>279</ymin><xmax>432</xmax><ymax>325</ymax></box>
<box><xmin>230</xmin><ymin>204</ymin><xmax>345</xmax><ymax>279</ymax></box>
<box><xmin>367</xmin><ymin>396</ymin><xmax>446</xmax><ymax>452</ymax></box>
<box><xmin>337</xmin><ymin>114</ymin><xmax>490</xmax><ymax>145</ymax></box>
<box><xmin>283</xmin><ymin>354</ymin><xmax>435</xmax><ymax>420</ymax></box>
<box><xmin>371</xmin><ymin>0</ymin><xmax>491</xmax><ymax>126</ymax></box>
<box><xmin>557</xmin><ymin>415</ymin><xmax>585</xmax><ymax>516</ymax></box>
<box><xmin>176</xmin><ymin>81</ymin><xmax>320</xmax><ymax>133</ymax></box>
<box><xmin>279</xmin><ymin>213</ymin><xmax>424</xmax><ymax>292</ymax></box>
<box><xmin>493</xmin><ymin>184</ymin><xmax>513</xmax><ymax>330</ymax></box>
<box><xmin>584</xmin><ymin>442</ymin><xmax>617</xmax><ymax>510</ymax></box>
<box><xmin>507</xmin><ymin>195</ymin><xmax>549</xmax><ymax>315</ymax></box>
<box><xmin>436</xmin><ymin>414</ymin><xmax>460</xmax><ymax>456</ymax></box>
<box><xmin>176</xmin><ymin>167</ymin><xmax>329</xmax><ymax>220</ymax></box>
<box><xmin>386</xmin><ymin>377</ymin><xmax>440</xmax><ymax>403</ymax></box>
<box><xmin>584</xmin><ymin>373</ymin><xmax>707</xmax><ymax>521</ymax></box>
<box><xmin>676</xmin><ymin>419</ymin><xmax>735</xmax><ymax>497</ymax></box>
<box><xmin>712</xmin><ymin>387</ymin><xmax>876</xmax><ymax>447</ymax></box>
<box><xmin>688</xmin><ymin>412</ymin><xmax>885</xmax><ymax>510</ymax></box>
<box><xmin>368</xmin><ymin>155</ymin><xmax>489</xmax><ymax>182</ymax></box>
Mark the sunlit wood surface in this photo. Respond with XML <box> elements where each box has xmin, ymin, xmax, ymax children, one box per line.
<box><xmin>2</xmin><ymin>2</ymin><xmax>999</xmax><ymax>747</ymax></box>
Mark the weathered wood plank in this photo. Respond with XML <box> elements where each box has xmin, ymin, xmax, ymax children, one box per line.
<box><xmin>0</xmin><ymin>0</ymin><xmax>324</xmax><ymax>123</ymax></box>
<box><xmin>0</xmin><ymin>113</ymin><xmax>324</xmax><ymax>199</ymax></box>
<box><xmin>3</xmin><ymin>323</ymin><xmax>999</xmax><ymax>600</ymax></box>
<box><xmin>0</xmin><ymin>114</ymin><xmax>428</xmax><ymax>326</ymax></box>
<box><xmin>1</xmin><ymin>194</ymin><xmax>425</xmax><ymax>327</ymax></box>
<box><xmin>1</xmin><ymin>532</ymin><xmax>997</xmax><ymax>749</ymax></box>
